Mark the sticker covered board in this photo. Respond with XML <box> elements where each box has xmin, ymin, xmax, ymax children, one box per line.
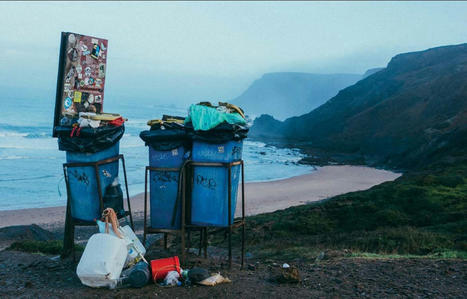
<box><xmin>53</xmin><ymin>32</ymin><xmax>108</xmax><ymax>137</ymax></box>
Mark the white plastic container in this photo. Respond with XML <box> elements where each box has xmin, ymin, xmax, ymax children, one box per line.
<box><xmin>76</xmin><ymin>233</ymin><xmax>128</xmax><ymax>289</ymax></box>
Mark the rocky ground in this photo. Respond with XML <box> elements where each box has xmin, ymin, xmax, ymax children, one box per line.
<box><xmin>0</xmin><ymin>242</ymin><xmax>466</xmax><ymax>298</ymax></box>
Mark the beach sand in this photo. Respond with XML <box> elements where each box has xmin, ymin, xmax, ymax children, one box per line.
<box><xmin>0</xmin><ymin>165</ymin><xmax>401</xmax><ymax>229</ymax></box>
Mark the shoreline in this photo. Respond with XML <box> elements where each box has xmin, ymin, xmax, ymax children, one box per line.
<box><xmin>0</xmin><ymin>165</ymin><xmax>401</xmax><ymax>229</ymax></box>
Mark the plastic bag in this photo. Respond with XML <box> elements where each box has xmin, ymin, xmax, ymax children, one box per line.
<box><xmin>76</xmin><ymin>233</ymin><xmax>128</xmax><ymax>289</ymax></box>
<box><xmin>96</xmin><ymin>220</ymin><xmax>146</xmax><ymax>267</ymax></box>
<box><xmin>186</xmin><ymin>122</ymin><xmax>249</xmax><ymax>143</ymax></box>
<box><xmin>56</xmin><ymin>124</ymin><xmax>124</xmax><ymax>153</ymax></box>
<box><xmin>163</xmin><ymin>270</ymin><xmax>181</xmax><ymax>286</ymax></box>
<box><xmin>140</xmin><ymin>121</ymin><xmax>189</xmax><ymax>151</ymax></box>
<box><xmin>103</xmin><ymin>178</ymin><xmax>124</xmax><ymax>217</ymax></box>
<box><xmin>197</xmin><ymin>273</ymin><xmax>232</xmax><ymax>286</ymax></box>
<box><xmin>184</xmin><ymin>104</ymin><xmax>246</xmax><ymax>131</ymax></box>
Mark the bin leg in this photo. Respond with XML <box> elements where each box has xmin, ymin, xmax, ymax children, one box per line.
<box><xmin>241</xmin><ymin>161</ymin><xmax>245</xmax><ymax>269</ymax></box>
<box><xmin>204</xmin><ymin>227</ymin><xmax>208</xmax><ymax>258</ymax></box>
<box><xmin>61</xmin><ymin>166</ymin><xmax>74</xmax><ymax>259</ymax></box>
<box><xmin>143</xmin><ymin>167</ymin><xmax>148</xmax><ymax>247</ymax></box>
<box><xmin>228</xmin><ymin>165</ymin><xmax>232</xmax><ymax>269</ymax></box>
<box><xmin>121</xmin><ymin>156</ymin><xmax>134</xmax><ymax>229</ymax></box>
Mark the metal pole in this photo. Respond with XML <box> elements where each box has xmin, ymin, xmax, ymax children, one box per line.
<box><xmin>241</xmin><ymin>160</ymin><xmax>245</xmax><ymax>269</ymax></box>
<box><xmin>61</xmin><ymin>165</ymin><xmax>74</xmax><ymax>259</ymax></box>
<box><xmin>94</xmin><ymin>164</ymin><xmax>104</xmax><ymax>214</ymax></box>
<box><xmin>143</xmin><ymin>167</ymin><xmax>148</xmax><ymax>246</ymax></box>
<box><xmin>121</xmin><ymin>155</ymin><xmax>134</xmax><ymax>229</ymax></box>
<box><xmin>181</xmin><ymin>165</ymin><xmax>186</xmax><ymax>264</ymax></box>
<box><xmin>228</xmin><ymin>164</ymin><xmax>232</xmax><ymax>269</ymax></box>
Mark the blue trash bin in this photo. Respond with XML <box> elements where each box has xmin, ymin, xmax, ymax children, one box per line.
<box><xmin>65</xmin><ymin>142</ymin><xmax>120</xmax><ymax>222</ymax></box>
<box><xmin>148</xmin><ymin>145</ymin><xmax>186</xmax><ymax>229</ymax></box>
<box><xmin>190</xmin><ymin>140</ymin><xmax>243</xmax><ymax>227</ymax></box>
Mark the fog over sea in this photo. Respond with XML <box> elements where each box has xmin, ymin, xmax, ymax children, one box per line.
<box><xmin>0</xmin><ymin>98</ymin><xmax>314</xmax><ymax>211</ymax></box>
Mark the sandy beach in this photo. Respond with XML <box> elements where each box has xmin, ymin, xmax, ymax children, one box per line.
<box><xmin>0</xmin><ymin>165</ymin><xmax>400</xmax><ymax>229</ymax></box>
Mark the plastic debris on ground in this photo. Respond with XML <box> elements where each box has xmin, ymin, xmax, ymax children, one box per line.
<box><xmin>77</xmin><ymin>208</ymin><xmax>148</xmax><ymax>289</ymax></box>
<box><xmin>197</xmin><ymin>273</ymin><xmax>232</xmax><ymax>286</ymax></box>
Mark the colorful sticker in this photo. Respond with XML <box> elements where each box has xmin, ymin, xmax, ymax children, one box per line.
<box><xmin>172</xmin><ymin>148</ymin><xmax>178</xmax><ymax>156</ymax></box>
<box><xmin>68</xmin><ymin>34</ymin><xmax>76</xmax><ymax>45</ymax></box>
<box><xmin>88</xmin><ymin>94</ymin><xmax>94</xmax><ymax>104</ymax></box>
<box><xmin>64</xmin><ymin>83</ymin><xmax>71</xmax><ymax>92</ymax></box>
<box><xmin>95</xmin><ymin>95</ymin><xmax>102</xmax><ymax>103</ymax></box>
<box><xmin>89</xmin><ymin>77</ymin><xmax>95</xmax><ymax>85</ymax></box>
<box><xmin>98</xmin><ymin>63</ymin><xmax>105</xmax><ymax>78</ymax></box>
<box><xmin>67</xmin><ymin>48</ymin><xmax>78</xmax><ymax>62</ymax></box>
<box><xmin>82</xmin><ymin>50</ymin><xmax>90</xmax><ymax>56</ymax></box>
<box><xmin>78</xmin><ymin>73</ymin><xmax>83</xmax><ymax>79</ymax></box>
<box><xmin>64</xmin><ymin>97</ymin><xmax>72</xmax><ymax>109</ymax></box>
<box><xmin>84</xmin><ymin>66</ymin><xmax>92</xmax><ymax>77</ymax></box>
<box><xmin>84</xmin><ymin>77</ymin><xmax>89</xmax><ymax>85</ymax></box>
<box><xmin>91</xmin><ymin>44</ymin><xmax>100</xmax><ymax>59</ymax></box>
<box><xmin>95</xmin><ymin>79</ymin><xmax>102</xmax><ymax>87</ymax></box>
<box><xmin>76</xmin><ymin>64</ymin><xmax>82</xmax><ymax>73</ymax></box>
<box><xmin>91</xmin><ymin>38</ymin><xmax>98</xmax><ymax>44</ymax></box>
<box><xmin>79</xmin><ymin>80</ymin><xmax>85</xmax><ymax>87</ymax></box>
<box><xmin>218</xmin><ymin>146</ymin><xmax>224</xmax><ymax>153</ymax></box>
<box><xmin>80</xmin><ymin>44</ymin><xmax>88</xmax><ymax>52</ymax></box>
<box><xmin>73</xmin><ymin>91</ymin><xmax>82</xmax><ymax>103</ymax></box>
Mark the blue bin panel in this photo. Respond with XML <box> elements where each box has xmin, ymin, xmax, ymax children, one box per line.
<box><xmin>149</xmin><ymin>146</ymin><xmax>185</xmax><ymax>229</ymax></box>
<box><xmin>191</xmin><ymin>140</ymin><xmax>243</xmax><ymax>227</ymax></box>
<box><xmin>66</xmin><ymin>143</ymin><xmax>120</xmax><ymax>222</ymax></box>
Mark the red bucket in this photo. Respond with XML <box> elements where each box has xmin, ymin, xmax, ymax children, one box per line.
<box><xmin>150</xmin><ymin>256</ymin><xmax>181</xmax><ymax>281</ymax></box>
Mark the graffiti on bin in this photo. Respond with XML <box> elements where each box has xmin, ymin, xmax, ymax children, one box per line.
<box><xmin>196</xmin><ymin>175</ymin><xmax>217</xmax><ymax>190</ymax></box>
<box><xmin>152</xmin><ymin>171</ymin><xmax>178</xmax><ymax>183</ymax></box>
<box><xmin>232</xmin><ymin>146</ymin><xmax>242</xmax><ymax>158</ymax></box>
<box><xmin>71</xmin><ymin>170</ymin><xmax>89</xmax><ymax>186</ymax></box>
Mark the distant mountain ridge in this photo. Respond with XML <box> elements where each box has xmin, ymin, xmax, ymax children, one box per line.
<box><xmin>232</xmin><ymin>72</ymin><xmax>362</xmax><ymax>120</ymax></box>
<box><xmin>251</xmin><ymin>43</ymin><xmax>467</xmax><ymax>169</ymax></box>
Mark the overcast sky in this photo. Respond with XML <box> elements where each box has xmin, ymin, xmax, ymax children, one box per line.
<box><xmin>1</xmin><ymin>1</ymin><xmax>467</xmax><ymax>105</ymax></box>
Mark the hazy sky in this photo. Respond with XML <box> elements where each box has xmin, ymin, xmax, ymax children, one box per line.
<box><xmin>1</xmin><ymin>1</ymin><xmax>467</xmax><ymax>105</ymax></box>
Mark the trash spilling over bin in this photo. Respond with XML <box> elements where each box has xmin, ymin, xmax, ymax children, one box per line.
<box><xmin>140</xmin><ymin>118</ymin><xmax>189</xmax><ymax>230</ymax></box>
<box><xmin>185</xmin><ymin>102</ymin><xmax>248</xmax><ymax>227</ymax></box>
<box><xmin>56</xmin><ymin>113</ymin><xmax>125</xmax><ymax>222</ymax></box>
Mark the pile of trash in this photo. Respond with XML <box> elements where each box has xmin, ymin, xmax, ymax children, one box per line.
<box><xmin>76</xmin><ymin>208</ymin><xmax>231</xmax><ymax>289</ymax></box>
<box><xmin>55</xmin><ymin>112</ymin><xmax>126</xmax><ymax>153</ymax></box>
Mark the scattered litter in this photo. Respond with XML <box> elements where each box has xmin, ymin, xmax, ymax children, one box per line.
<box><xmin>277</xmin><ymin>266</ymin><xmax>301</xmax><ymax>284</ymax></box>
<box><xmin>282</xmin><ymin>263</ymin><xmax>290</xmax><ymax>269</ymax></box>
<box><xmin>162</xmin><ymin>270</ymin><xmax>181</xmax><ymax>286</ymax></box>
<box><xmin>150</xmin><ymin>256</ymin><xmax>181</xmax><ymax>282</ymax></box>
<box><xmin>119</xmin><ymin>261</ymin><xmax>150</xmax><ymax>288</ymax></box>
<box><xmin>197</xmin><ymin>273</ymin><xmax>232</xmax><ymax>286</ymax></box>
<box><xmin>187</xmin><ymin>267</ymin><xmax>210</xmax><ymax>283</ymax></box>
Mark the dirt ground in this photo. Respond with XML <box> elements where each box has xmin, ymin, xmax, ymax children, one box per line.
<box><xmin>0</xmin><ymin>246</ymin><xmax>465</xmax><ymax>298</ymax></box>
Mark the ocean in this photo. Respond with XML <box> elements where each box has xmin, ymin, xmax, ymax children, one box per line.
<box><xmin>0</xmin><ymin>98</ymin><xmax>314</xmax><ymax>211</ymax></box>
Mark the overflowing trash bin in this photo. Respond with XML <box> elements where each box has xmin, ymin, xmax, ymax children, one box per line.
<box><xmin>140</xmin><ymin>118</ymin><xmax>189</xmax><ymax>229</ymax></box>
<box><xmin>185</xmin><ymin>103</ymin><xmax>248</xmax><ymax>227</ymax></box>
<box><xmin>56</xmin><ymin>113</ymin><xmax>125</xmax><ymax>222</ymax></box>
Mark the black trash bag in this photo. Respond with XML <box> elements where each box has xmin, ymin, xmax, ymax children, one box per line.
<box><xmin>140</xmin><ymin>122</ymin><xmax>189</xmax><ymax>151</ymax></box>
<box><xmin>188</xmin><ymin>267</ymin><xmax>210</xmax><ymax>283</ymax></box>
<box><xmin>186</xmin><ymin>122</ymin><xmax>249</xmax><ymax>143</ymax></box>
<box><xmin>56</xmin><ymin>125</ymin><xmax>125</xmax><ymax>153</ymax></box>
<box><xmin>103</xmin><ymin>182</ymin><xmax>125</xmax><ymax>218</ymax></box>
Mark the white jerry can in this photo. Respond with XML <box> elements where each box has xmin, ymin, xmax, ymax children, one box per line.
<box><xmin>76</xmin><ymin>233</ymin><xmax>128</xmax><ymax>289</ymax></box>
